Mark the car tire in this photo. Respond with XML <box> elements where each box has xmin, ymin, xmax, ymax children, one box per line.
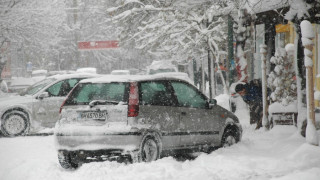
<box><xmin>1</xmin><ymin>110</ymin><xmax>30</xmax><ymax>137</ymax></box>
<box><xmin>132</xmin><ymin>133</ymin><xmax>161</xmax><ymax>163</ymax></box>
<box><xmin>58</xmin><ymin>150</ymin><xmax>78</xmax><ymax>169</ymax></box>
<box><xmin>221</xmin><ymin>128</ymin><xmax>238</xmax><ymax>147</ymax></box>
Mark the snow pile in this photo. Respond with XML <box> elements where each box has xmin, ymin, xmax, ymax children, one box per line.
<box><xmin>215</xmin><ymin>93</ymin><xmax>230</xmax><ymax>110</ymax></box>
<box><xmin>269</xmin><ymin>100</ymin><xmax>298</xmax><ymax>114</ymax></box>
<box><xmin>285</xmin><ymin>0</ymin><xmax>312</xmax><ymax>20</ymax></box>
<box><xmin>301</xmin><ymin>20</ymin><xmax>315</xmax><ymax>67</ymax></box>
<box><xmin>1</xmin><ymin>120</ymin><xmax>320</xmax><ymax>180</ymax></box>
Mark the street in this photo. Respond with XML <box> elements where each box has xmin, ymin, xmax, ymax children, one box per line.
<box><xmin>0</xmin><ymin>118</ymin><xmax>319</xmax><ymax>180</ymax></box>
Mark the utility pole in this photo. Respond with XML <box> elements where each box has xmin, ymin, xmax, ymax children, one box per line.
<box><xmin>301</xmin><ymin>20</ymin><xmax>318</xmax><ymax>146</ymax></box>
<box><xmin>227</xmin><ymin>15</ymin><xmax>234</xmax><ymax>86</ymax></box>
<box><xmin>73</xmin><ymin>0</ymin><xmax>80</xmax><ymax>68</ymax></box>
<box><xmin>260</xmin><ymin>44</ymin><xmax>269</xmax><ymax>130</ymax></box>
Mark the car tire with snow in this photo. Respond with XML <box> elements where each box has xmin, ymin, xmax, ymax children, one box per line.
<box><xmin>221</xmin><ymin>128</ymin><xmax>238</xmax><ymax>147</ymax></box>
<box><xmin>132</xmin><ymin>133</ymin><xmax>161</xmax><ymax>163</ymax></box>
<box><xmin>58</xmin><ymin>150</ymin><xmax>78</xmax><ymax>169</ymax></box>
<box><xmin>1</xmin><ymin>110</ymin><xmax>30</xmax><ymax>137</ymax></box>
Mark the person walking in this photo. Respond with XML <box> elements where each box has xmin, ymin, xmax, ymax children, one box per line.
<box><xmin>235</xmin><ymin>79</ymin><xmax>269</xmax><ymax>129</ymax></box>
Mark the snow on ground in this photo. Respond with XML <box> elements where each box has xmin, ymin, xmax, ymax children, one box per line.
<box><xmin>0</xmin><ymin>94</ymin><xmax>320</xmax><ymax>180</ymax></box>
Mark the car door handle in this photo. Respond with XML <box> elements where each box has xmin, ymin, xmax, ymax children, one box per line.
<box><xmin>181</xmin><ymin>112</ymin><xmax>187</xmax><ymax>115</ymax></box>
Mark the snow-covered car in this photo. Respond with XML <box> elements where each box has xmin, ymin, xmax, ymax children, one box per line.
<box><xmin>76</xmin><ymin>67</ymin><xmax>97</xmax><ymax>74</ymax></box>
<box><xmin>111</xmin><ymin>70</ymin><xmax>130</xmax><ymax>75</ymax></box>
<box><xmin>55</xmin><ymin>75</ymin><xmax>242</xmax><ymax>169</ymax></box>
<box><xmin>0</xmin><ymin>73</ymin><xmax>99</xmax><ymax>137</ymax></box>
<box><xmin>32</xmin><ymin>69</ymin><xmax>48</xmax><ymax>77</ymax></box>
<box><xmin>152</xmin><ymin>72</ymin><xmax>194</xmax><ymax>85</ymax></box>
<box><xmin>146</xmin><ymin>60</ymin><xmax>178</xmax><ymax>75</ymax></box>
<box><xmin>7</xmin><ymin>77</ymin><xmax>37</xmax><ymax>93</ymax></box>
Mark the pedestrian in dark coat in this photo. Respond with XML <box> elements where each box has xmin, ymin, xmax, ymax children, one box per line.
<box><xmin>235</xmin><ymin>79</ymin><xmax>269</xmax><ymax>129</ymax></box>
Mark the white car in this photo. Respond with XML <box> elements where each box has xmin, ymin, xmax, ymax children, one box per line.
<box><xmin>0</xmin><ymin>73</ymin><xmax>99</xmax><ymax>137</ymax></box>
<box><xmin>111</xmin><ymin>70</ymin><xmax>130</xmax><ymax>75</ymax></box>
<box><xmin>55</xmin><ymin>75</ymin><xmax>242</xmax><ymax>169</ymax></box>
<box><xmin>146</xmin><ymin>60</ymin><xmax>178</xmax><ymax>75</ymax></box>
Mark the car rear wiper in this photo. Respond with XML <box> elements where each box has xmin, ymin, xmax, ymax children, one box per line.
<box><xmin>89</xmin><ymin>100</ymin><xmax>119</xmax><ymax>107</ymax></box>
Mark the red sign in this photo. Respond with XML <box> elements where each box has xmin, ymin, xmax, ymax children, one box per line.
<box><xmin>78</xmin><ymin>41</ymin><xmax>119</xmax><ymax>50</ymax></box>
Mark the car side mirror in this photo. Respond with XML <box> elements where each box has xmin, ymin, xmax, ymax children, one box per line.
<box><xmin>209</xmin><ymin>99</ymin><xmax>217</xmax><ymax>108</ymax></box>
<box><xmin>38</xmin><ymin>92</ymin><xmax>49</xmax><ymax>100</ymax></box>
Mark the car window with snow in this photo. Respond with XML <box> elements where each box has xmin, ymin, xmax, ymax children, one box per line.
<box><xmin>65</xmin><ymin>82</ymin><xmax>128</xmax><ymax>105</ymax></box>
<box><xmin>21</xmin><ymin>78</ymin><xmax>56</xmax><ymax>96</ymax></box>
<box><xmin>140</xmin><ymin>81</ymin><xmax>174</xmax><ymax>106</ymax></box>
<box><xmin>171</xmin><ymin>81</ymin><xmax>207</xmax><ymax>108</ymax></box>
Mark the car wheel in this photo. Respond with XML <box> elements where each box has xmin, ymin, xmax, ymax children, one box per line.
<box><xmin>221</xmin><ymin>128</ymin><xmax>238</xmax><ymax>147</ymax></box>
<box><xmin>133</xmin><ymin>133</ymin><xmax>161</xmax><ymax>163</ymax></box>
<box><xmin>58</xmin><ymin>150</ymin><xmax>78</xmax><ymax>169</ymax></box>
<box><xmin>1</xmin><ymin>110</ymin><xmax>30</xmax><ymax>137</ymax></box>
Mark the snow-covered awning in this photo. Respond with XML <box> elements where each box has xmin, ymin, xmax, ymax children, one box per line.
<box><xmin>245</xmin><ymin>0</ymin><xmax>289</xmax><ymax>14</ymax></box>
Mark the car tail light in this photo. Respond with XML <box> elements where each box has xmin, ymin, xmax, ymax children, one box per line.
<box><xmin>59</xmin><ymin>86</ymin><xmax>76</xmax><ymax>114</ymax></box>
<box><xmin>59</xmin><ymin>98</ymin><xmax>67</xmax><ymax>114</ymax></box>
<box><xmin>128</xmin><ymin>82</ymin><xmax>139</xmax><ymax>117</ymax></box>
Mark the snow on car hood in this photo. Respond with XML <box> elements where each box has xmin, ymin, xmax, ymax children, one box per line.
<box><xmin>0</xmin><ymin>94</ymin><xmax>33</xmax><ymax>114</ymax></box>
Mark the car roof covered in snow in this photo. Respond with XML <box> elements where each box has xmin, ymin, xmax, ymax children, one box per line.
<box><xmin>48</xmin><ymin>73</ymin><xmax>100</xmax><ymax>81</ymax></box>
<box><xmin>76</xmin><ymin>67</ymin><xmax>97</xmax><ymax>74</ymax></box>
<box><xmin>79</xmin><ymin>74</ymin><xmax>192</xmax><ymax>84</ymax></box>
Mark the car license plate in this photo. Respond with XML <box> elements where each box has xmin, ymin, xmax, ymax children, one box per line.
<box><xmin>79</xmin><ymin>111</ymin><xmax>107</xmax><ymax>120</ymax></box>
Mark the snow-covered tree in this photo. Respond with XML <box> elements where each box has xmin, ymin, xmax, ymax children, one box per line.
<box><xmin>0</xmin><ymin>0</ymin><xmax>67</xmax><ymax>70</ymax></box>
<box><xmin>268</xmin><ymin>47</ymin><xmax>297</xmax><ymax>106</ymax></box>
<box><xmin>106</xmin><ymin>0</ymin><xmax>236</xmax><ymax>94</ymax></box>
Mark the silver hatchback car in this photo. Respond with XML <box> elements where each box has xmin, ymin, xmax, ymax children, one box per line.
<box><xmin>0</xmin><ymin>73</ymin><xmax>98</xmax><ymax>137</ymax></box>
<box><xmin>55</xmin><ymin>75</ymin><xmax>242</xmax><ymax>169</ymax></box>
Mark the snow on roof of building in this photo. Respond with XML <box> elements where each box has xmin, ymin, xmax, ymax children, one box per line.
<box><xmin>246</xmin><ymin>0</ymin><xmax>289</xmax><ymax>14</ymax></box>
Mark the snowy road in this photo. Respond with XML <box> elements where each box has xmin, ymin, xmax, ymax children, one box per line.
<box><xmin>0</xmin><ymin>124</ymin><xmax>319</xmax><ymax>180</ymax></box>
<box><xmin>0</xmin><ymin>95</ymin><xmax>319</xmax><ymax>180</ymax></box>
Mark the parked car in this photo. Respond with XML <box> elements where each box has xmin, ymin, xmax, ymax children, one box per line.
<box><xmin>32</xmin><ymin>69</ymin><xmax>48</xmax><ymax>77</ymax></box>
<box><xmin>146</xmin><ymin>60</ymin><xmax>178</xmax><ymax>75</ymax></box>
<box><xmin>152</xmin><ymin>72</ymin><xmax>194</xmax><ymax>85</ymax></box>
<box><xmin>111</xmin><ymin>70</ymin><xmax>130</xmax><ymax>75</ymax></box>
<box><xmin>55</xmin><ymin>75</ymin><xmax>242</xmax><ymax>169</ymax></box>
<box><xmin>76</xmin><ymin>67</ymin><xmax>97</xmax><ymax>74</ymax></box>
<box><xmin>0</xmin><ymin>73</ymin><xmax>99</xmax><ymax>137</ymax></box>
<box><xmin>7</xmin><ymin>77</ymin><xmax>37</xmax><ymax>93</ymax></box>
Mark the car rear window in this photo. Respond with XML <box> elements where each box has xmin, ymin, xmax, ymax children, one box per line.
<box><xmin>64</xmin><ymin>82</ymin><xmax>129</xmax><ymax>105</ymax></box>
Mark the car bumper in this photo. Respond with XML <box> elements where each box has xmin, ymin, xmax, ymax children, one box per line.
<box><xmin>55</xmin><ymin>132</ymin><xmax>143</xmax><ymax>153</ymax></box>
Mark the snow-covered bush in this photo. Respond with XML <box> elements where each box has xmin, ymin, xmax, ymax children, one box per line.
<box><xmin>267</xmin><ymin>47</ymin><xmax>297</xmax><ymax>106</ymax></box>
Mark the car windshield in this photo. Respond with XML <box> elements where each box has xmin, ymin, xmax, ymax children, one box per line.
<box><xmin>64</xmin><ymin>82</ymin><xmax>129</xmax><ymax>105</ymax></box>
<box><xmin>20</xmin><ymin>78</ymin><xmax>56</xmax><ymax>96</ymax></box>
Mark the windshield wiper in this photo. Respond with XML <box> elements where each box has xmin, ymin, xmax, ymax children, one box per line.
<box><xmin>89</xmin><ymin>100</ymin><xmax>119</xmax><ymax>108</ymax></box>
